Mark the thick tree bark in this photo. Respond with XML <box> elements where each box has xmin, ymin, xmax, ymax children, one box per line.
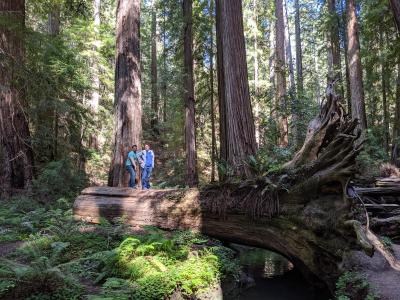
<box><xmin>346</xmin><ymin>0</ymin><xmax>367</xmax><ymax>131</ymax></box>
<box><xmin>162</xmin><ymin>2</ymin><xmax>167</xmax><ymax>123</ymax></box>
<box><xmin>215</xmin><ymin>0</ymin><xmax>227</xmax><ymax>180</ymax></box>
<box><xmin>381</xmin><ymin>36</ymin><xmax>389</xmax><ymax>154</ymax></box>
<box><xmin>392</xmin><ymin>64</ymin><xmax>400</xmax><ymax>167</ymax></box>
<box><xmin>0</xmin><ymin>0</ymin><xmax>34</xmax><ymax>190</ymax></box>
<box><xmin>209</xmin><ymin>0</ymin><xmax>216</xmax><ymax>183</ymax></box>
<box><xmin>89</xmin><ymin>0</ymin><xmax>101</xmax><ymax>150</ymax></box>
<box><xmin>326</xmin><ymin>0</ymin><xmax>344</xmax><ymax>99</ymax></box>
<box><xmin>341</xmin><ymin>0</ymin><xmax>352</xmax><ymax>113</ymax></box>
<box><xmin>275</xmin><ymin>0</ymin><xmax>288</xmax><ymax>147</ymax></box>
<box><xmin>183</xmin><ymin>0</ymin><xmax>198</xmax><ymax>187</ymax></box>
<box><xmin>269</xmin><ymin>21</ymin><xmax>275</xmax><ymax>116</ymax></box>
<box><xmin>252</xmin><ymin>0</ymin><xmax>261</xmax><ymax>147</ymax></box>
<box><xmin>294</xmin><ymin>0</ymin><xmax>303</xmax><ymax>95</ymax></box>
<box><xmin>217</xmin><ymin>0</ymin><xmax>257</xmax><ymax>177</ymax></box>
<box><xmin>390</xmin><ymin>0</ymin><xmax>400</xmax><ymax>32</ymax></box>
<box><xmin>108</xmin><ymin>0</ymin><xmax>142</xmax><ymax>187</ymax></box>
<box><xmin>151</xmin><ymin>0</ymin><xmax>159</xmax><ymax>135</ymax></box>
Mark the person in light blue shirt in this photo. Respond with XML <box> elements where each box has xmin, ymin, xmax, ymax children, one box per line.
<box><xmin>125</xmin><ymin>145</ymin><xmax>138</xmax><ymax>188</ymax></box>
<box><xmin>141</xmin><ymin>144</ymin><xmax>155</xmax><ymax>190</ymax></box>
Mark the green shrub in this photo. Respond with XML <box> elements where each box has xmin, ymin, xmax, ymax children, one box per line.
<box><xmin>32</xmin><ymin>159</ymin><xmax>88</xmax><ymax>202</ymax></box>
<box><xmin>335</xmin><ymin>271</ymin><xmax>377</xmax><ymax>300</ymax></box>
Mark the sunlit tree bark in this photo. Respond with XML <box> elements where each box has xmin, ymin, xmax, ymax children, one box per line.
<box><xmin>108</xmin><ymin>0</ymin><xmax>142</xmax><ymax>187</ymax></box>
<box><xmin>183</xmin><ymin>0</ymin><xmax>198</xmax><ymax>187</ymax></box>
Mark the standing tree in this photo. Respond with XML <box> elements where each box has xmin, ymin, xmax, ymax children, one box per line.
<box><xmin>326</xmin><ymin>0</ymin><xmax>344</xmax><ymax>98</ymax></box>
<box><xmin>392</xmin><ymin>64</ymin><xmax>400</xmax><ymax>167</ymax></box>
<box><xmin>151</xmin><ymin>0</ymin><xmax>159</xmax><ymax>135</ymax></box>
<box><xmin>89</xmin><ymin>0</ymin><xmax>101</xmax><ymax>150</ymax></box>
<box><xmin>294</xmin><ymin>0</ymin><xmax>303</xmax><ymax>95</ymax></box>
<box><xmin>108</xmin><ymin>0</ymin><xmax>142</xmax><ymax>187</ymax></box>
<box><xmin>183</xmin><ymin>0</ymin><xmax>198</xmax><ymax>187</ymax></box>
<box><xmin>390</xmin><ymin>0</ymin><xmax>400</xmax><ymax>31</ymax></box>
<box><xmin>0</xmin><ymin>0</ymin><xmax>34</xmax><ymax>190</ymax></box>
<box><xmin>346</xmin><ymin>0</ymin><xmax>367</xmax><ymax>130</ymax></box>
<box><xmin>209</xmin><ymin>0</ymin><xmax>216</xmax><ymax>183</ymax></box>
<box><xmin>275</xmin><ymin>0</ymin><xmax>288</xmax><ymax>147</ymax></box>
<box><xmin>216</xmin><ymin>0</ymin><xmax>256</xmax><ymax>177</ymax></box>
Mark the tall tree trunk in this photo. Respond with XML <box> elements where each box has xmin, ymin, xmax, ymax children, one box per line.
<box><xmin>216</xmin><ymin>0</ymin><xmax>227</xmax><ymax>178</ymax></box>
<box><xmin>48</xmin><ymin>4</ymin><xmax>61</xmax><ymax>159</ymax></box>
<box><xmin>210</xmin><ymin>0</ymin><xmax>216</xmax><ymax>183</ymax></box>
<box><xmin>89</xmin><ymin>0</ymin><xmax>101</xmax><ymax>150</ymax></box>
<box><xmin>284</xmin><ymin>0</ymin><xmax>298</xmax><ymax>148</ymax></box>
<box><xmin>327</xmin><ymin>0</ymin><xmax>344</xmax><ymax>98</ymax></box>
<box><xmin>108</xmin><ymin>0</ymin><xmax>142</xmax><ymax>187</ymax></box>
<box><xmin>390</xmin><ymin>0</ymin><xmax>400</xmax><ymax>31</ymax></box>
<box><xmin>275</xmin><ymin>0</ymin><xmax>288</xmax><ymax>147</ymax></box>
<box><xmin>346</xmin><ymin>0</ymin><xmax>367</xmax><ymax>131</ymax></box>
<box><xmin>151</xmin><ymin>0</ymin><xmax>159</xmax><ymax>135</ymax></box>
<box><xmin>293</xmin><ymin>0</ymin><xmax>303</xmax><ymax>147</ymax></box>
<box><xmin>252</xmin><ymin>0</ymin><xmax>261</xmax><ymax>147</ymax></box>
<box><xmin>269</xmin><ymin>21</ymin><xmax>275</xmax><ymax>118</ymax></box>
<box><xmin>0</xmin><ymin>0</ymin><xmax>34</xmax><ymax>190</ymax></box>
<box><xmin>341</xmin><ymin>0</ymin><xmax>352</xmax><ymax>113</ymax></box>
<box><xmin>216</xmin><ymin>0</ymin><xmax>256</xmax><ymax>177</ymax></box>
<box><xmin>162</xmin><ymin>1</ymin><xmax>167</xmax><ymax>123</ymax></box>
<box><xmin>294</xmin><ymin>0</ymin><xmax>303</xmax><ymax>95</ymax></box>
<box><xmin>183</xmin><ymin>0</ymin><xmax>198</xmax><ymax>187</ymax></box>
<box><xmin>392</xmin><ymin>64</ymin><xmax>400</xmax><ymax>167</ymax></box>
<box><xmin>380</xmin><ymin>34</ymin><xmax>389</xmax><ymax>154</ymax></box>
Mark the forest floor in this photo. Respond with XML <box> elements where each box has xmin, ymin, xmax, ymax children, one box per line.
<box><xmin>0</xmin><ymin>194</ymin><xmax>242</xmax><ymax>299</ymax></box>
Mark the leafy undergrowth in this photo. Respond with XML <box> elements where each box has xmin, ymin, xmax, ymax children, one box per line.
<box><xmin>335</xmin><ymin>271</ymin><xmax>377</xmax><ymax>300</ymax></box>
<box><xmin>0</xmin><ymin>196</ymin><xmax>240</xmax><ymax>299</ymax></box>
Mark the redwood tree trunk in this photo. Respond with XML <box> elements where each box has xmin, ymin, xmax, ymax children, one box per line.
<box><xmin>392</xmin><ymin>64</ymin><xmax>400</xmax><ymax>167</ymax></box>
<box><xmin>183</xmin><ymin>0</ymin><xmax>198</xmax><ymax>187</ymax></box>
<box><xmin>381</xmin><ymin>34</ymin><xmax>389</xmax><ymax>154</ymax></box>
<box><xmin>217</xmin><ymin>0</ymin><xmax>257</xmax><ymax>177</ymax></box>
<box><xmin>327</xmin><ymin>0</ymin><xmax>344</xmax><ymax>98</ymax></box>
<box><xmin>108</xmin><ymin>0</ymin><xmax>142</xmax><ymax>187</ymax></box>
<box><xmin>346</xmin><ymin>0</ymin><xmax>367</xmax><ymax>130</ymax></box>
<box><xmin>294</xmin><ymin>0</ymin><xmax>303</xmax><ymax>94</ymax></box>
<box><xmin>89</xmin><ymin>0</ymin><xmax>101</xmax><ymax>150</ymax></box>
<box><xmin>209</xmin><ymin>0</ymin><xmax>216</xmax><ymax>183</ymax></box>
<box><xmin>275</xmin><ymin>0</ymin><xmax>288</xmax><ymax>147</ymax></box>
<box><xmin>0</xmin><ymin>0</ymin><xmax>34</xmax><ymax>190</ymax></box>
<box><xmin>341</xmin><ymin>0</ymin><xmax>352</xmax><ymax>113</ymax></box>
<box><xmin>216</xmin><ymin>0</ymin><xmax>227</xmax><ymax>179</ymax></box>
<box><xmin>390</xmin><ymin>0</ymin><xmax>400</xmax><ymax>32</ymax></box>
<box><xmin>151</xmin><ymin>0</ymin><xmax>159</xmax><ymax>135</ymax></box>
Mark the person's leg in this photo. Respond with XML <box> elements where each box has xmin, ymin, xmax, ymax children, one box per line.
<box><xmin>145</xmin><ymin>167</ymin><xmax>152</xmax><ymax>189</ymax></box>
<box><xmin>127</xmin><ymin>166</ymin><xmax>136</xmax><ymax>188</ymax></box>
<box><xmin>141</xmin><ymin>167</ymin><xmax>147</xmax><ymax>189</ymax></box>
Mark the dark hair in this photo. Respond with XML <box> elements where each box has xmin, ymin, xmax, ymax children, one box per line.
<box><xmin>132</xmin><ymin>144</ymin><xmax>137</xmax><ymax>148</ymax></box>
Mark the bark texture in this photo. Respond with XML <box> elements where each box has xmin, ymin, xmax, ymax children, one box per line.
<box><xmin>346</xmin><ymin>0</ymin><xmax>367</xmax><ymax>130</ymax></box>
<box><xmin>294</xmin><ymin>0</ymin><xmax>303</xmax><ymax>94</ymax></box>
<box><xmin>89</xmin><ymin>0</ymin><xmax>101</xmax><ymax>150</ymax></box>
<box><xmin>0</xmin><ymin>0</ymin><xmax>34</xmax><ymax>190</ymax></box>
<box><xmin>183</xmin><ymin>0</ymin><xmax>198</xmax><ymax>187</ymax></box>
<box><xmin>326</xmin><ymin>0</ymin><xmax>344</xmax><ymax>98</ymax></box>
<box><xmin>108</xmin><ymin>0</ymin><xmax>142</xmax><ymax>187</ymax></box>
<box><xmin>390</xmin><ymin>0</ymin><xmax>400</xmax><ymax>32</ymax></box>
<box><xmin>151</xmin><ymin>0</ymin><xmax>159</xmax><ymax>135</ymax></box>
<box><xmin>216</xmin><ymin>0</ymin><xmax>257</xmax><ymax>177</ymax></box>
<box><xmin>392</xmin><ymin>65</ymin><xmax>400</xmax><ymax>167</ymax></box>
<box><xmin>209</xmin><ymin>0</ymin><xmax>216</xmax><ymax>183</ymax></box>
<box><xmin>275</xmin><ymin>0</ymin><xmax>288</xmax><ymax>147</ymax></box>
<box><xmin>216</xmin><ymin>0</ymin><xmax>227</xmax><ymax>178</ymax></box>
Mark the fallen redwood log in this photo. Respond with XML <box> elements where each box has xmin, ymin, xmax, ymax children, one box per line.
<box><xmin>74</xmin><ymin>82</ymin><xmax>374</xmax><ymax>293</ymax></box>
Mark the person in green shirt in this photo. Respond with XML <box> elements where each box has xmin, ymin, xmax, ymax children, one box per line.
<box><xmin>126</xmin><ymin>145</ymin><xmax>138</xmax><ymax>188</ymax></box>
